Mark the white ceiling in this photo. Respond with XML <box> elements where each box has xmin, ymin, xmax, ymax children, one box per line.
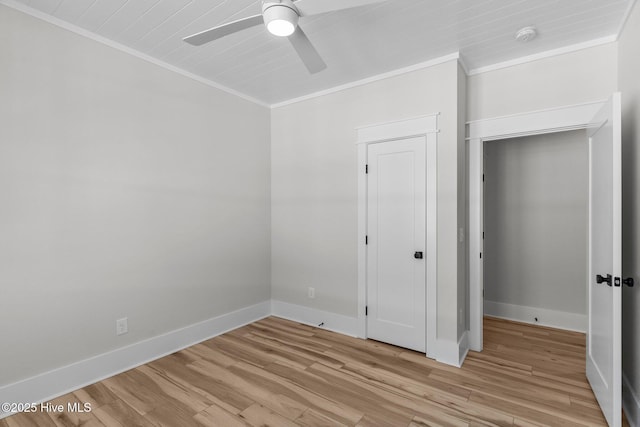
<box><xmin>9</xmin><ymin>0</ymin><xmax>633</xmax><ymax>105</ymax></box>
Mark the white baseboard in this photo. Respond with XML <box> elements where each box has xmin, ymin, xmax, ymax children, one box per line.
<box><xmin>458</xmin><ymin>331</ymin><xmax>469</xmax><ymax>366</ymax></box>
<box><xmin>623</xmin><ymin>371</ymin><xmax>640</xmax><ymax>427</ymax></box>
<box><xmin>435</xmin><ymin>332</ymin><xmax>469</xmax><ymax>368</ymax></box>
<box><xmin>270</xmin><ymin>300</ymin><xmax>360</xmax><ymax>337</ymax></box>
<box><xmin>0</xmin><ymin>301</ymin><xmax>270</xmax><ymax>420</ymax></box>
<box><xmin>484</xmin><ymin>300</ymin><xmax>586</xmax><ymax>332</ymax></box>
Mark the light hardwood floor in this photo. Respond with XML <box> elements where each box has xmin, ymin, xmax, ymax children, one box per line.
<box><xmin>0</xmin><ymin>316</ymin><xmax>629</xmax><ymax>426</ymax></box>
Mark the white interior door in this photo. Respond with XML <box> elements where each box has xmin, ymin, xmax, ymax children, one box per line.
<box><xmin>586</xmin><ymin>92</ymin><xmax>622</xmax><ymax>427</ymax></box>
<box><xmin>367</xmin><ymin>137</ymin><xmax>426</xmax><ymax>353</ymax></box>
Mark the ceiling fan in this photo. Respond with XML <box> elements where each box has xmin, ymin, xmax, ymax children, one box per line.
<box><xmin>183</xmin><ymin>0</ymin><xmax>387</xmax><ymax>74</ymax></box>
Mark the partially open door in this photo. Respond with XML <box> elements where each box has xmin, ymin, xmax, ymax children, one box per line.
<box><xmin>586</xmin><ymin>92</ymin><xmax>622</xmax><ymax>426</ymax></box>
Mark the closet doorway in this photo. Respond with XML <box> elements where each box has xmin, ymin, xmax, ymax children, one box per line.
<box><xmin>468</xmin><ymin>95</ymin><xmax>624</xmax><ymax>426</ymax></box>
<box><xmin>482</xmin><ymin>130</ymin><xmax>588</xmax><ymax>331</ymax></box>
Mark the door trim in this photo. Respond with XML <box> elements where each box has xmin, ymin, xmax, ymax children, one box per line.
<box><xmin>355</xmin><ymin>114</ymin><xmax>439</xmax><ymax>358</ymax></box>
<box><xmin>467</xmin><ymin>100</ymin><xmax>606</xmax><ymax>352</ymax></box>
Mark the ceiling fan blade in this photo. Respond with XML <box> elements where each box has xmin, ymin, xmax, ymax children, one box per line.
<box><xmin>184</xmin><ymin>14</ymin><xmax>264</xmax><ymax>46</ymax></box>
<box><xmin>293</xmin><ymin>0</ymin><xmax>386</xmax><ymax>16</ymax></box>
<box><xmin>288</xmin><ymin>27</ymin><xmax>327</xmax><ymax>74</ymax></box>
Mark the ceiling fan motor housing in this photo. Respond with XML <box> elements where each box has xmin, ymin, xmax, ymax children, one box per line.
<box><xmin>263</xmin><ymin>0</ymin><xmax>300</xmax><ymax>36</ymax></box>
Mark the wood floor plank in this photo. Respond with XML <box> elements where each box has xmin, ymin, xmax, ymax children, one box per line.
<box><xmin>134</xmin><ymin>365</ymin><xmax>212</xmax><ymax>413</ymax></box>
<box><xmin>239</xmin><ymin>403</ymin><xmax>300</xmax><ymax>427</ymax></box>
<box><xmin>242</xmin><ymin>328</ymin><xmax>345</xmax><ymax>368</ymax></box>
<box><xmin>469</xmin><ymin>390</ymin><xmax>603</xmax><ymax>426</ymax></box>
<box><xmin>1</xmin><ymin>316</ymin><xmax>627</xmax><ymax>427</ymax></box>
<box><xmin>90</xmin><ymin>407</ymin><xmax>124</xmax><ymax>427</ymax></box>
<box><xmin>193</xmin><ymin>404</ymin><xmax>250</xmax><ymax>427</ymax></box>
<box><xmin>268</xmin><ymin>361</ymin><xmax>413</xmax><ymax>425</ymax></box>
<box><xmin>295</xmin><ymin>408</ymin><xmax>350</xmax><ymax>427</ymax></box>
<box><xmin>231</xmin><ymin>361</ymin><xmax>365</xmax><ymax>425</ymax></box>
<box><xmin>147</xmin><ymin>357</ymin><xmax>254</xmax><ymax>413</ymax></box>
<box><xmin>72</xmin><ymin>383</ymin><xmax>118</xmax><ymax>408</ymax></box>
<box><xmin>409</xmin><ymin>413</ymin><xmax>472</xmax><ymax>427</ymax></box>
<box><xmin>321</xmin><ymin>361</ymin><xmax>513</xmax><ymax>426</ymax></box>
<box><xmin>188</xmin><ymin>358</ymin><xmax>309</xmax><ymax>420</ymax></box>
<box><xmin>98</xmin><ymin>399</ymin><xmax>157</xmax><ymax>427</ymax></box>
<box><xmin>184</xmin><ymin>343</ymin><xmax>236</xmax><ymax>368</ymax></box>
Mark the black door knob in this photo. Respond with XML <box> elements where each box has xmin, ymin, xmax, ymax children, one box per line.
<box><xmin>596</xmin><ymin>274</ymin><xmax>612</xmax><ymax>286</ymax></box>
<box><xmin>623</xmin><ymin>277</ymin><xmax>634</xmax><ymax>287</ymax></box>
<box><xmin>414</xmin><ymin>251</ymin><xmax>423</xmax><ymax>259</ymax></box>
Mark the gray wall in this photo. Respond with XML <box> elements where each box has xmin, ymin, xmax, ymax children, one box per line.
<box><xmin>0</xmin><ymin>5</ymin><xmax>271</xmax><ymax>386</ymax></box>
<box><xmin>271</xmin><ymin>60</ymin><xmax>466</xmax><ymax>346</ymax></box>
<box><xmin>618</xmin><ymin>1</ymin><xmax>640</xmax><ymax>419</ymax></box>
<box><xmin>483</xmin><ymin>131</ymin><xmax>588</xmax><ymax>315</ymax></box>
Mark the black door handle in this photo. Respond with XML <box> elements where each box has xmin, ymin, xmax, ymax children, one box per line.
<box><xmin>414</xmin><ymin>251</ymin><xmax>423</xmax><ymax>259</ymax></box>
<box><xmin>596</xmin><ymin>274</ymin><xmax>612</xmax><ymax>286</ymax></box>
<box><xmin>623</xmin><ymin>277</ymin><xmax>634</xmax><ymax>287</ymax></box>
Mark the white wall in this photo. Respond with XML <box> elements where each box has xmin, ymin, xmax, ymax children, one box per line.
<box><xmin>0</xmin><ymin>5</ymin><xmax>271</xmax><ymax>386</ymax></box>
<box><xmin>618</xmin><ymin>1</ymin><xmax>640</xmax><ymax>423</ymax></box>
<box><xmin>483</xmin><ymin>131</ymin><xmax>588</xmax><ymax>324</ymax></box>
<box><xmin>271</xmin><ymin>59</ymin><xmax>466</xmax><ymax>350</ymax></box>
<box><xmin>467</xmin><ymin>43</ymin><xmax>618</xmax><ymax>121</ymax></box>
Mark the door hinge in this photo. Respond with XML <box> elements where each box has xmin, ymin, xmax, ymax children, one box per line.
<box><xmin>482</xmin><ymin>232</ymin><xmax>484</xmax><ymax>240</ymax></box>
<box><xmin>365</xmin><ymin>164</ymin><xmax>368</xmax><ymax>174</ymax></box>
<box><xmin>365</xmin><ymin>306</ymin><xmax>368</xmax><ymax>316</ymax></box>
<box><xmin>482</xmin><ymin>173</ymin><xmax>485</xmax><ymax>182</ymax></box>
<box><xmin>365</xmin><ymin>235</ymin><xmax>368</xmax><ymax>245</ymax></box>
<box><xmin>480</xmin><ymin>252</ymin><xmax>482</xmax><ymax>259</ymax></box>
<box><xmin>483</xmin><ymin>289</ymin><xmax>485</xmax><ymax>297</ymax></box>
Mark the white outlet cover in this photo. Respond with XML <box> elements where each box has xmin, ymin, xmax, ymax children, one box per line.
<box><xmin>116</xmin><ymin>317</ymin><xmax>128</xmax><ymax>335</ymax></box>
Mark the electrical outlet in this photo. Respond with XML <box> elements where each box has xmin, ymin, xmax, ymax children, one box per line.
<box><xmin>308</xmin><ymin>287</ymin><xmax>315</xmax><ymax>299</ymax></box>
<box><xmin>116</xmin><ymin>317</ymin><xmax>128</xmax><ymax>336</ymax></box>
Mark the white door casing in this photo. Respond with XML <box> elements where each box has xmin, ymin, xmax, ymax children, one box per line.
<box><xmin>366</xmin><ymin>138</ymin><xmax>426</xmax><ymax>352</ymax></box>
<box><xmin>586</xmin><ymin>93</ymin><xmax>622</xmax><ymax>427</ymax></box>
<box><xmin>356</xmin><ymin>114</ymin><xmax>438</xmax><ymax>358</ymax></box>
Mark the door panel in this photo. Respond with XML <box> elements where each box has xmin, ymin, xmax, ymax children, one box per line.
<box><xmin>367</xmin><ymin>137</ymin><xmax>426</xmax><ymax>352</ymax></box>
<box><xmin>586</xmin><ymin>93</ymin><xmax>622</xmax><ymax>427</ymax></box>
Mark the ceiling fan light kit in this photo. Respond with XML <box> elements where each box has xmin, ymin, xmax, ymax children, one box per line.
<box><xmin>263</xmin><ymin>1</ymin><xmax>299</xmax><ymax>37</ymax></box>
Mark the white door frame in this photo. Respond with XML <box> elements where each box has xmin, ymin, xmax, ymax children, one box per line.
<box><xmin>467</xmin><ymin>100</ymin><xmax>606</xmax><ymax>351</ymax></box>
<box><xmin>356</xmin><ymin>114</ymin><xmax>438</xmax><ymax>358</ymax></box>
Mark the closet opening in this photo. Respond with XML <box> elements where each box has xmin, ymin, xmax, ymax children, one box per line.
<box><xmin>482</xmin><ymin>129</ymin><xmax>588</xmax><ymax>332</ymax></box>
